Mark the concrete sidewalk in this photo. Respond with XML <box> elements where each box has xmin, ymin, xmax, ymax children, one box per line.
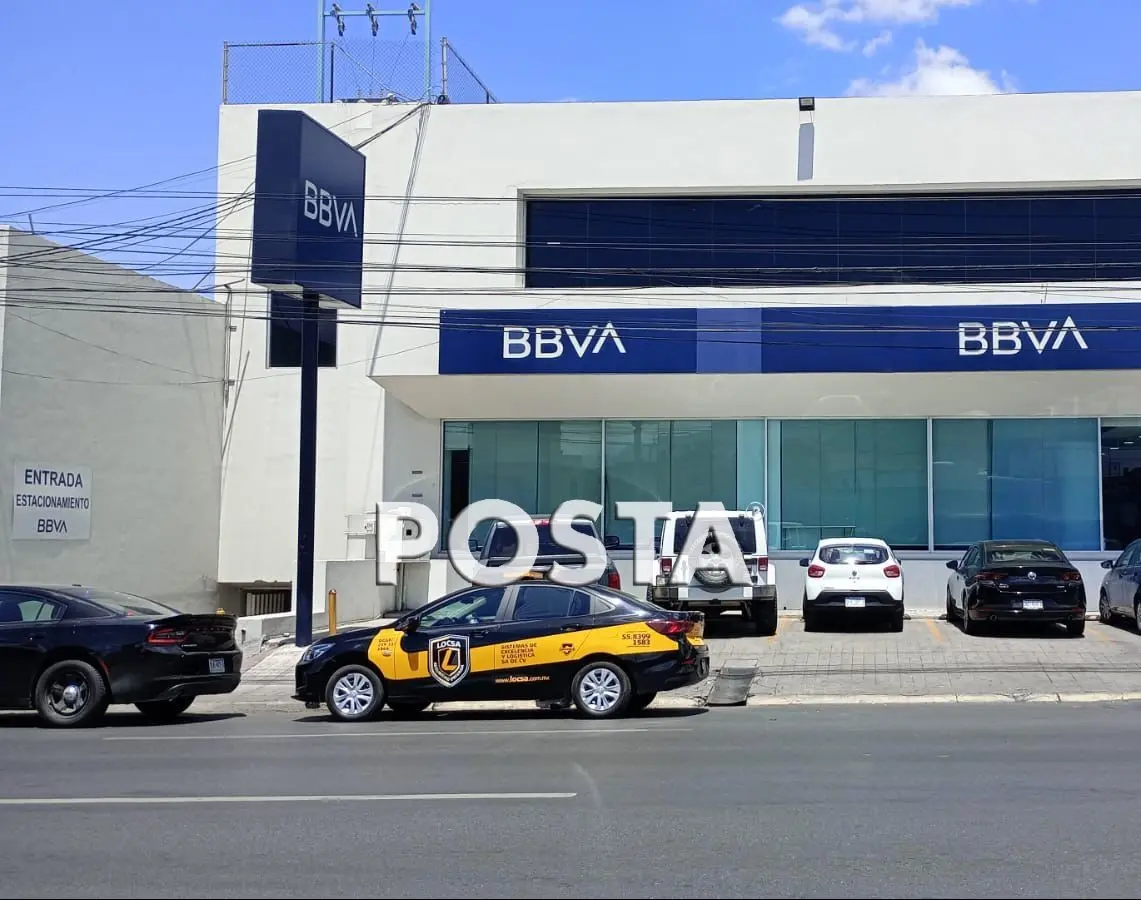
<box><xmin>193</xmin><ymin>612</ymin><xmax>1141</xmax><ymax>715</ymax></box>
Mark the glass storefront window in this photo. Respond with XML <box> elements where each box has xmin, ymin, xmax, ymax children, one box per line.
<box><xmin>1100</xmin><ymin>417</ymin><xmax>1141</xmax><ymax>552</ymax></box>
<box><xmin>441</xmin><ymin>420</ymin><xmax>603</xmax><ymax>548</ymax></box>
<box><xmin>765</xmin><ymin>419</ymin><xmax>929</xmax><ymax>551</ymax></box>
<box><xmin>932</xmin><ymin>418</ymin><xmax>1101</xmax><ymax>551</ymax></box>
<box><xmin>442</xmin><ymin>415</ymin><xmax>1116</xmax><ymax>554</ymax></box>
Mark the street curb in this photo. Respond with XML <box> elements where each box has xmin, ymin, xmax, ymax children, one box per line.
<box><xmin>201</xmin><ymin>690</ymin><xmax>1141</xmax><ymax>716</ymax></box>
<box><xmin>742</xmin><ymin>691</ymin><xmax>1141</xmax><ymax>706</ymax></box>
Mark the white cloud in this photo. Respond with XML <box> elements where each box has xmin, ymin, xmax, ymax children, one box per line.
<box><xmin>778</xmin><ymin>0</ymin><xmax>980</xmax><ymax>52</ymax></box>
<box><xmin>846</xmin><ymin>39</ymin><xmax>1015</xmax><ymax>96</ymax></box>
<box><xmin>863</xmin><ymin>30</ymin><xmax>893</xmax><ymax>55</ymax></box>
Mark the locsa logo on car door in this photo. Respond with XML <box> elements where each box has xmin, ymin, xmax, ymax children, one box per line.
<box><xmin>427</xmin><ymin>634</ymin><xmax>470</xmax><ymax>687</ymax></box>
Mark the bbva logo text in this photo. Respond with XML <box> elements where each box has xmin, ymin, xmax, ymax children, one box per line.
<box><xmin>502</xmin><ymin>322</ymin><xmax>627</xmax><ymax>359</ymax></box>
<box><xmin>957</xmin><ymin>316</ymin><xmax>1089</xmax><ymax>356</ymax></box>
<box><xmin>302</xmin><ymin>179</ymin><xmax>360</xmax><ymax>238</ymax></box>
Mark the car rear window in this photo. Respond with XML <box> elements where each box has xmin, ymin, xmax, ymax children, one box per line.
<box><xmin>985</xmin><ymin>544</ymin><xmax>1065</xmax><ymax>563</ymax></box>
<box><xmin>819</xmin><ymin>544</ymin><xmax>889</xmax><ymax>565</ymax></box>
<box><xmin>486</xmin><ymin>521</ymin><xmax>596</xmax><ymax>559</ymax></box>
<box><xmin>70</xmin><ymin>589</ymin><xmax>178</xmax><ymax>618</ymax></box>
<box><xmin>671</xmin><ymin>516</ymin><xmax>758</xmax><ymax>555</ymax></box>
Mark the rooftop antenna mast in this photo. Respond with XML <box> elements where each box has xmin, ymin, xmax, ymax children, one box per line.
<box><xmin>318</xmin><ymin>2</ymin><xmax>430</xmax><ymax>102</ymax></box>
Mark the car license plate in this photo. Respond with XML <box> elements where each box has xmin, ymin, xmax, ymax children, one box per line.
<box><xmin>845</xmin><ymin>596</ymin><xmax>865</xmax><ymax>608</ymax></box>
<box><xmin>1022</xmin><ymin>600</ymin><xmax>1044</xmax><ymax>611</ymax></box>
<box><xmin>209</xmin><ymin>657</ymin><xmax>226</xmax><ymax>674</ymax></box>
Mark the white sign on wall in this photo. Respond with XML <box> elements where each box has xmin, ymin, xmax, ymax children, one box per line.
<box><xmin>12</xmin><ymin>463</ymin><xmax>92</xmax><ymax>541</ymax></box>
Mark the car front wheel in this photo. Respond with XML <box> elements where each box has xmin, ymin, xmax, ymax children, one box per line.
<box><xmin>34</xmin><ymin>659</ymin><xmax>109</xmax><ymax>728</ymax></box>
<box><xmin>325</xmin><ymin>664</ymin><xmax>385</xmax><ymax>722</ymax></box>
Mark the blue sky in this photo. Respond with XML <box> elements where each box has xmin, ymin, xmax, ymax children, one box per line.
<box><xmin>2</xmin><ymin>0</ymin><xmax>1139</xmax><ymax>290</ymax></box>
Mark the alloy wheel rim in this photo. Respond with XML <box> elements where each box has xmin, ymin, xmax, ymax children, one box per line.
<box><xmin>332</xmin><ymin>672</ymin><xmax>374</xmax><ymax>716</ymax></box>
<box><xmin>580</xmin><ymin>667</ymin><xmax>622</xmax><ymax>712</ymax></box>
<box><xmin>47</xmin><ymin>673</ymin><xmax>89</xmax><ymax>717</ymax></box>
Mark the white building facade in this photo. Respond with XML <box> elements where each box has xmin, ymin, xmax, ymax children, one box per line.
<box><xmin>0</xmin><ymin>226</ymin><xmax>226</xmax><ymax>612</ymax></box>
<box><xmin>214</xmin><ymin>90</ymin><xmax>1141</xmax><ymax>618</ymax></box>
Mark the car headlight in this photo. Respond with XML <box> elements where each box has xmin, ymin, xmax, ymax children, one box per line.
<box><xmin>299</xmin><ymin>641</ymin><xmax>334</xmax><ymax>665</ymax></box>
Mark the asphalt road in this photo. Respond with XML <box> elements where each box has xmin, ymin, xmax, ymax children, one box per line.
<box><xmin>1</xmin><ymin>703</ymin><xmax>1140</xmax><ymax>899</ymax></box>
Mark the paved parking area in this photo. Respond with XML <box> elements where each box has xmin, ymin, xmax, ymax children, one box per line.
<box><xmin>688</xmin><ymin>611</ymin><xmax>1141</xmax><ymax>704</ymax></box>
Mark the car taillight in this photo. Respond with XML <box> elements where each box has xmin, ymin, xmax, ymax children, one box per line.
<box><xmin>660</xmin><ymin>557</ymin><xmax>673</xmax><ymax>576</ymax></box>
<box><xmin>754</xmin><ymin>556</ymin><xmax>769</xmax><ymax>572</ymax></box>
<box><xmin>884</xmin><ymin>564</ymin><xmax>901</xmax><ymax>578</ymax></box>
<box><xmin>807</xmin><ymin>564</ymin><xmax>825</xmax><ymax>578</ymax></box>
<box><xmin>607</xmin><ymin>567</ymin><xmax>621</xmax><ymax>590</ymax></box>
<box><xmin>147</xmin><ymin>627</ymin><xmax>188</xmax><ymax>645</ymax></box>
<box><xmin>977</xmin><ymin>570</ymin><xmax>1008</xmax><ymax>582</ymax></box>
<box><xmin>1061</xmin><ymin>570</ymin><xmax>1082</xmax><ymax>582</ymax></box>
<box><xmin>647</xmin><ymin>617</ymin><xmax>694</xmax><ymax>637</ymax></box>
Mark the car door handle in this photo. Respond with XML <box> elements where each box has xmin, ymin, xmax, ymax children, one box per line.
<box><xmin>560</xmin><ymin>624</ymin><xmax>584</xmax><ymax>632</ymax></box>
<box><xmin>26</xmin><ymin>633</ymin><xmax>44</xmax><ymax>642</ymax></box>
<box><xmin>470</xmin><ymin>629</ymin><xmax>488</xmax><ymax>638</ymax></box>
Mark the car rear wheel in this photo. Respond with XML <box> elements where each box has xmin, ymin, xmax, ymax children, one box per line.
<box><xmin>752</xmin><ymin>600</ymin><xmax>778</xmax><ymax>636</ymax></box>
<box><xmin>34</xmin><ymin>659</ymin><xmax>109</xmax><ymax>728</ymax></box>
<box><xmin>1066</xmin><ymin>618</ymin><xmax>1086</xmax><ymax>637</ymax></box>
<box><xmin>889</xmin><ymin>609</ymin><xmax>905</xmax><ymax>632</ymax></box>
<box><xmin>325</xmin><ymin>664</ymin><xmax>385</xmax><ymax>722</ymax></box>
<box><xmin>571</xmin><ymin>661</ymin><xmax>632</xmax><ymax>718</ymax></box>
<box><xmin>135</xmin><ymin>696</ymin><xmax>195</xmax><ymax>722</ymax></box>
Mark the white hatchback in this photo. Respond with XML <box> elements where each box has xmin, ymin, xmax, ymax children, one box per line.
<box><xmin>799</xmin><ymin>538</ymin><xmax>905</xmax><ymax>632</ymax></box>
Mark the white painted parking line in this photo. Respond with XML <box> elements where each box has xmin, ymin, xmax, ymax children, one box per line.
<box><xmin>0</xmin><ymin>792</ymin><xmax>578</xmax><ymax>807</ymax></box>
<box><xmin>102</xmin><ymin>726</ymin><xmax>693</xmax><ymax>742</ymax></box>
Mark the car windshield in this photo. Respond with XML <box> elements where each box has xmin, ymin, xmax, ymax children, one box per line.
<box><xmin>72</xmin><ymin>589</ymin><xmax>179</xmax><ymax>618</ymax></box>
<box><xmin>486</xmin><ymin>521</ymin><xmax>596</xmax><ymax>559</ymax></box>
<box><xmin>672</xmin><ymin>516</ymin><xmax>758</xmax><ymax>555</ymax></box>
<box><xmin>819</xmin><ymin>544</ymin><xmax>889</xmax><ymax>565</ymax></box>
<box><xmin>985</xmin><ymin>544</ymin><xmax>1065</xmax><ymax>563</ymax></box>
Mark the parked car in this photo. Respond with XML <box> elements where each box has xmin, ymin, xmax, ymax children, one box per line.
<box><xmin>0</xmin><ymin>584</ymin><xmax>242</xmax><ymax>727</ymax></box>
<box><xmin>474</xmin><ymin>516</ymin><xmax>622</xmax><ymax>590</ymax></box>
<box><xmin>799</xmin><ymin>537</ymin><xmax>905</xmax><ymax>632</ymax></box>
<box><xmin>294</xmin><ymin>581</ymin><xmax>709</xmax><ymax>721</ymax></box>
<box><xmin>648</xmin><ymin>507</ymin><xmax>777</xmax><ymax>635</ymax></box>
<box><xmin>945</xmin><ymin>540</ymin><xmax>1086</xmax><ymax>636</ymax></box>
<box><xmin>1098</xmin><ymin>539</ymin><xmax>1141</xmax><ymax>629</ymax></box>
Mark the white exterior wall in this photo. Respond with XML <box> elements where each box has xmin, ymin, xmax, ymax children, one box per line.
<box><xmin>0</xmin><ymin>226</ymin><xmax>225</xmax><ymax>612</ymax></box>
<box><xmin>214</xmin><ymin>91</ymin><xmax>1141</xmax><ymax>611</ymax></box>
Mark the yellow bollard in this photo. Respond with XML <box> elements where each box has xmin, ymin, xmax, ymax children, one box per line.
<box><xmin>328</xmin><ymin>589</ymin><xmax>337</xmax><ymax>635</ymax></box>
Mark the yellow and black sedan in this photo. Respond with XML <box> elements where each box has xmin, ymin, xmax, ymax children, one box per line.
<box><xmin>294</xmin><ymin>581</ymin><xmax>710</xmax><ymax>721</ymax></box>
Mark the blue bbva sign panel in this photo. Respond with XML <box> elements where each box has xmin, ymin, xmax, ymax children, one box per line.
<box><xmin>438</xmin><ymin>303</ymin><xmax>1141</xmax><ymax>375</ymax></box>
<box><xmin>249</xmin><ymin>110</ymin><xmax>366</xmax><ymax>309</ymax></box>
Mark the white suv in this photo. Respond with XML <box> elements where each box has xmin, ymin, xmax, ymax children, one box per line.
<box><xmin>799</xmin><ymin>537</ymin><xmax>905</xmax><ymax>632</ymax></box>
<box><xmin>648</xmin><ymin>507</ymin><xmax>778</xmax><ymax>636</ymax></box>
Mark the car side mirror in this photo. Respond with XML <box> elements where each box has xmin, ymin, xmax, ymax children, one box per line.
<box><xmin>945</xmin><ymin>560</ymin><xmax>958</xmax><ymax>571</ymax></box>
<box><xmin>397</xmin><ymin>615</ymin><xmax>420</xmax><ymax>633</ymax></box>
<box><xmin>1101</xmin><ymin>559</ymin><xmax>1115</xmax><ymax>569</ymax></box>
<box><xmin>468</xmin><ymin>538</ymin><xmax>480</xmax><ymax>552</ymax></box>
<box><xmin>799</xmin><ymin>558</ymin><xmax>810</xmax><ymax>567</ymax></box>
<box><xmin>604</xmin><ymin>534</ymin><xmax>620</xmax><ymax>550</ymax></box>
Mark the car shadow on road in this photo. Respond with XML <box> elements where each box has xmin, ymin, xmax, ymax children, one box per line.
<box><xmin>0</xmin><ymin>711</ymin><xmax>246</xmax><ymax>729</ymax></box>
<box><xmin>939</xmin><ymin>617</ymin><xmax>1093</xmax><ymax>640</ymax></box>
<box><xmin>288</xmin><ymin>706</ymin><xmax>709</xmax><ymax>726</ymax></box>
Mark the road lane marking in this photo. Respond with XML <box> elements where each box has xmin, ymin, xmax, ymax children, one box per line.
<box><xmin>0</xmin><ymin>792</ymin><xmax>578</xmax><ymax>807</ymax></box>
<box><xmin>924</xmin><ymin>618</ymin><xmax>944</xmax><ymax>643</ymax></box>
<box><xmin>767</xmin><ymin>616</ymin><xmax>784</xmax><ymax>644</ymax></box>
<box><xmin>1086</xmin><ymin>625</ymin><xmax>1109</xmax><ymax>642</ymax></box>
<box><xmin>102</xmin><ymin>726</ymin><xmax>694</xmax><ymax>743</ymax></box>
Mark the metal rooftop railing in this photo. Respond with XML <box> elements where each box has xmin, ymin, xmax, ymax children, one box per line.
<box><xmin>221</xmin><ymin>36</ymin><xmax>498</xmax><ymax>106</ymax></box>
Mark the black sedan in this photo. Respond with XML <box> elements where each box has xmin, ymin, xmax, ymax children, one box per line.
<box><xmin>945</xmin><ymin>540</ymin><xmax>1087</xmax><ymax>635</ymax></box>
<box><xmin>0</xmin><ymin>584</ymin><xmax>242</xmax><ymax>727</ymax></box>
